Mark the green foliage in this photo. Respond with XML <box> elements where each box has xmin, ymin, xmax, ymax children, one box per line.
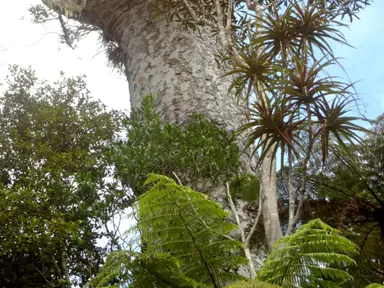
<box><xmin>0</xmin><ymin>66</ymin><xmax>125</xmax><ymax>287</ymax></box>
<box><xmin>88</xmin><ymin>250</ymin><xmax>208</xmax><ymax>288</ymax></box>
<box><xmin>259</xmin><ymin>219</ymin><xmax>359</xmax><ymax>288</ymax></box>
<box><xmin>230</xmin><ymin>174</ymin><xmax>260</xmax><ymax>202</ymax></box>
<box><xmin>225</xmin><ymin>280</ymin><xmax>281</xmax><ymax>288</ymax></box>
<box><xmin>234</xmin><ymin>6</ymin><xmax>368</xmax><ymax>168</ymax></box>
<box><xmin>113</xmin><ymin>95</ymin><xmax>242</xmax><ymax>196</ymax></box>
<box><xmin>302</xmin><ymin>115</ymin><xmax>384</xmax><ymax>286</ymax></box>
<box><xmin>91</xmin><ymin>176</ymin><xmax>366</xmax><ymax>287</ymax></box>
<box><xmin>88</xmin><ymin>174</ymin><xmax>248</xmax><ymax>287</ymax></box>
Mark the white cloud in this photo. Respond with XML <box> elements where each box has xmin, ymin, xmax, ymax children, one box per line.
<box><xmin>0</xmin><ymin>1</ymin><xmax>130</xmax><ymax>111</ymax></box>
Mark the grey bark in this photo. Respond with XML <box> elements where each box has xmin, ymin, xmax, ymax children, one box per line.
<box><xmin>260</xmin><ymin>155</ymin><xmax>283</xmax><ymax>251</ymax></box>
<box><xmin>77</xmin><ymin>0</ymin><xmax>245</xmax><ymax>130</ymax></box>
<box><xmin>44</xmin><ymin>0</ymin><xmax>266</xmax><ymax>269</ymax></box>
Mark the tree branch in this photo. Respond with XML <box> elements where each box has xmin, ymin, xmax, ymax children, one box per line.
<box><xmin>226</xmin><ymin>182</ymin><xmax>257</xmax><ymax>279</ymax></box>
<box><xmin>58</xmin><ymin>13</ymin><xmax>74</xmax><ymax>49</ymax></box>
<box><xmin>226</xmin><ymin>183</ymin><xmax>246</xmax><ymax>243</ymax></box>
<box><xmin>226</xmin><ymin>0</ymin><xmax>233</xmax><ymax>32</ymax></box>
<box><xmin>34</xmin><ymin>266</ymin><xmax>54</xmax><ymax>287</ymax></box>
<box><xmin>180</xmin><ymin>0</ymin><xmax>216</xmax><ymax>27</ymax></box>
<box><xmin>287</xmin><ymin>152</ymin><xmax>295</xmax><ymax>235</ymax></box>
<box><xmin>245</xmin><ymin>191</ymin><xmax>262</xmax><ymax>245</ymax></box>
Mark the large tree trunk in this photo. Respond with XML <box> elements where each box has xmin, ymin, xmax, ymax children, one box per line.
<box><xmin>81</xmin><ymin>0</ymin><xmax>244</xmax><ymax>131</ymax></box>
<box><xmin>44</xmin><ymin>0</ymin><xmax>280</xmax><ymax>265</ymax></box>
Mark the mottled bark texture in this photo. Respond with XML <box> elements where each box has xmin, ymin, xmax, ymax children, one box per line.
<box><xmin>44</xmin><ymin>0</ymin><xmax>269</xmax><ymax>269</ymax></box>
<box><xmin>77</xmin><ymin>0</ymin><xmax>244</xmax><ymax>131</ymax></box>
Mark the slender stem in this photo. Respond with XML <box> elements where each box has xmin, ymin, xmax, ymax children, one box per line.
<box><xmin>172</xmin><ymin>171</ymin><xmax>182</xmax><ymax>185</ymax></box>
<box><xmin>58</xmin><ymin>13</ymin><xmax>74</xmax><ymax>49</ymax></box>
<box><xmin>308</xmin><ymin>177</ymin><xmax>374</xmax><ymax>206</ymax></box>
<box><xmin>245</xmin><ymin>192</ymin><xmax>262</xmax><ymax>245</ymax></box>
<box><xmin>34</xmin><ymin>266</ymin><xmax>54</xmax><ymax>287</ymax></box>
<box><xmin>226</xmin><ymin>182</ymin><xmax>257</xmax><ymax>279</ymax></box>
<box><xmin>51</xmin><ymin>256</ymin><xmax>67</xmax><ymax>288</ymax></box>
<box><xmin>211</xmin><ymin>0</ymin><xmax>246</xmax><ymax>65</ymax></box>
<box><xmin>287</xmin><ymin>151</ymin><xmax>296</xmax><ymax>235</ymax></box>
<box><xmin>226</xmin><ymin>0</ymin><xmax>233</xmax><ymax>32</ymax></box>
<box><xmin>357</xmin><ymin>223</ymin><xmax>379</xmax><ymax>267</ymax></box>
<box><xmin>226</xmin><ymin>183</ymin><xmax>246</xmax><ymax>243</ymax></box>
<box><xmin>292</xmin><ymin>103</ymin><xmax>314</xmax><ymax>227</ymax></box>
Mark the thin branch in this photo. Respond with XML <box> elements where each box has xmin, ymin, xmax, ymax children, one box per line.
<box><xmin>51</xmin><ymin>256</ymin><xmax>66</xmax><ymax>288</ymax></box>
<box><xmin>226</xmin><ymin>183</ymin><xmax>246</xmax><ymax>242</ymax></box>
<box><xmin>307</xmin><ymin>177</ymin><xmax>375</xmax><ymax>207</ymax></box>
<box><xmin>292</xmin><ymin>186</ymin><xmax>305</xmax><ymax>228</ymax></box>
<box><xmin>358</xmin><ymin>223</ymin><xmax>379</xmax><ymax>264</ymax></box>
<box><xmin>213</xmin><ymin>0</ymin><xmax>246</xmax><ymax>65</ymax></box>
<box><xmin>24</xmin><ymin>32</ymin><xmax>60</xmax><ymax>47</ymax></box>
<box><xmin>58</xmin><ymin>13</ymin><xmax>74</xmax><ymax>49</ymax></box>
<box><xmin>226</xmin><ymin>0</ymin><xmax>233</xmax><ymax>31</ymax></box>
<box><xmin>225</xmin><ymin>182</ymin><xmax>257</xmax><ymax>279</ymax></box>
<box><xmin>172</xmin><ymin>171</ymin><xmax>182</xmax><ymax>185</ymax></box>
<box><xmin>337</xmin><ymin>153</ymin><xmax>384</xmax><ymax>207</ymax></box>
<box><xmin>245</xmin><ymin>191</ymin><xmax>262</xmax><ymax>245</ymax></box>
<box><xmin>292</xmin><ymin>102</ymin><xmax>315</xmax><ymax>230</ymax></box>
<box><xmin>262</xmin><ymin>0</ymin><xmax>280</xmax><ymax>11</ymax></box>
<box><xmin>34</xmin><ymin>266</ymin><xmax>54</xmax><ymax>287</ymax></box>
<box><xmin>287</xmin><ymin>151</ymin><xmax>295</xmax><ymax>235</ymax></box>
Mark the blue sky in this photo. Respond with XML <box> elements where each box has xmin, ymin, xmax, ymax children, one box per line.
<box><xmin>329</xmin><ymin>1</ymin><xmax>384</xmax><ymax>121</ymax></box>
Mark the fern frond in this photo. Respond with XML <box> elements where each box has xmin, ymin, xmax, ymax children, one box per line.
<box><xmin>258</xmin><ymin>219</ymin><xmax>359</xmax><ymax>288</ymax></box>
<box><xmin>365</xmin><ymin>285</ymin><xmax>384</xmax><ymax>288</ymax></box>
<box><xmin>86</xmin><ymin>250</ymin><xmax>208</xmax><ymax>288</ymax></box>
<box><xmin>138</xmin><ymin>174</ymin><xmax>248</xmax><ymax>287</ymax></box>
<box><xmin>225</xmin><ymin>279</ymin><xmax>281</xmax><ymax>288</ymax></box>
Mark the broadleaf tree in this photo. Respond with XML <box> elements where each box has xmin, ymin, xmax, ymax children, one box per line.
<box><xmin>0</xmin><ymin>66</ymin><xmax>128</xmax><ymax>287</ymax></box>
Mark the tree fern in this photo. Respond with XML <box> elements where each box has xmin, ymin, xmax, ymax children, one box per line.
<box><xmin>88</xmin><ymin>176</ymin><xmax>369</xmax><ymax>287</ymax></box>
<box><xmin>138</xmin><ymin>174</ymin><xmax>248</xmax><ymax>287</ymax></box>
<box><xmin>89</xmin><ymin>174</ymin><xmax>248</xmax><ymax>287</ymax></box>
<box><xmin>258</xmin><ymin>219</ymin><xmax>359</xmax><ymax>288</ymax></box>
<box><xmin>87</xmin><ymin>250</ymin><xmax>208</xmax><ymax>288</ymax></box>
<box><xmin>225</xmin><ymin>280</ymin><xmax>281</xmax><ymax>288</ymax></box>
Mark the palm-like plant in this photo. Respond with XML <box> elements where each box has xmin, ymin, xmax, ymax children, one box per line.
<box><xmin>231</xmin><ymin>0</ymin><xmax>369</xmax><ymax>238</ymax></box>
<box><xmin>252</xmin><ymin>1</ymin><xmax>349</xmax><ymax>60</ymax></box>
